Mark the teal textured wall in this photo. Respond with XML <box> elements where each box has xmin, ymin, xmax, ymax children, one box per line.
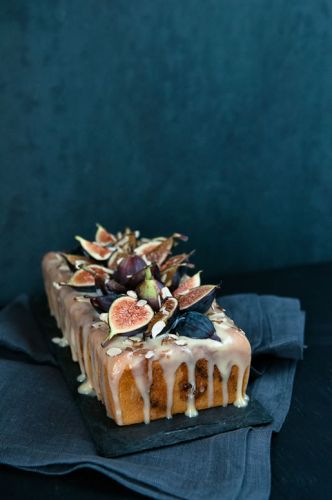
<box><xmin>1</xmin><ymin>0</ymin><xmax>332</xmax><ymax>304</ymax></box>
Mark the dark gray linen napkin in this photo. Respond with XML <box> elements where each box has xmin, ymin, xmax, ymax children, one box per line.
<box><xmin>0</xmin><ymin>293</ymin><xmax>305</xmax><ymax>500</ymax></box>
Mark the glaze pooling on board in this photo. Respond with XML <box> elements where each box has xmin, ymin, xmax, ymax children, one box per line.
<box><xmin>42</xmin><ymin>252</ymin><xmax>251</xmax><ymax>425</ymax></box>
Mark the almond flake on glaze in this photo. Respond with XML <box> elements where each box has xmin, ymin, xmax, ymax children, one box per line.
<box><xmin>137</xmin><ymin>299</ymin><xmax>147</xmax><ymax>307</ymax></box>
<box><xmin>106</xmin><ymin>347</ymin><xmax>122</xmax><ymax>357</ymax></box>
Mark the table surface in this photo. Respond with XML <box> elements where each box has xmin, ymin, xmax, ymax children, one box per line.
<box><xmin>1</xmin><ymin>262</ymin><xmax>331</xmax><ymax>500</ymax></box>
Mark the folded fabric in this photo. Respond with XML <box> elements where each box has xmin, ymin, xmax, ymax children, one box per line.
<box><xmin>0</xmin><ymin>293</ymin><xmax>305</xmax><ymax>500</ymax></box>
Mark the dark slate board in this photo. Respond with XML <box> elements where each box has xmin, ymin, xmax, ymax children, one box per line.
<box><xmin>32</xmin><ymin>297</ymin><xmax>273</xmax><ymax>458</ymax></box>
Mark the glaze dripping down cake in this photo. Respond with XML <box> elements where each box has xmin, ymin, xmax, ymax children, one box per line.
<box><xmin>42</xmin><ymin>225</ymin><xmax>251</xmax><ymax>425</ymax></box>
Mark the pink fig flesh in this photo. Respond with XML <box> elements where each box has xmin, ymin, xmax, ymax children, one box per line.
<box><xmin>95</xmin><ymin>224</ymin><xmax>117</xmax><ymax>245</ymax></box>
<box><xmin>173</xmin><ymin>271</ymin><xmax>202</xmax><ymax>297</ymax></box>
<box><xmin>108</xmin><ymin>296</ymin><xmax>154</xmax><ymax>337</ymax></box>
<box><xmin>75</xmin><ymin>236</ymin><xmax>114</xmax><ymax>260</ymax></box>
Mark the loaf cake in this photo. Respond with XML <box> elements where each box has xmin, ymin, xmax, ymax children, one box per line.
<box><xmin>42</xmin><ymin>225</ymin><xmax>251</xmax><ymax>425</ymax></box>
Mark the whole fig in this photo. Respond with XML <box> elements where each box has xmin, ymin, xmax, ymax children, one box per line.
<box><xmin>114</xmin><ymin>255</ymin><xmax>146</xmax><ymax>285</ymax></box>
<box><xmin>135</xmin><ymin>266</ymin><xmax>163</xmax><ymax>310</ymax></box>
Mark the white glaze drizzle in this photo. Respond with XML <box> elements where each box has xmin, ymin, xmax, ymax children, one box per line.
<box><xmin>78</xmin><ymin>380</ymin><xmax>96</xmax><ymax>396</ymax></box>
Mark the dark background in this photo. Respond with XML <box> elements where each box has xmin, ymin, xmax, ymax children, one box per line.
<box><xmin>1</xmin><ymin>0</ymin><xmax>332</xmax><ymax>305</ymax></box>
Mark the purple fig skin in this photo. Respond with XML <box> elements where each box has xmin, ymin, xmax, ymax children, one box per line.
<box><xmin>173</xmin><ymin>311</ymin><xmax>216</xmax><ymax>339</ymax></box>
<box><xmin>168</xmin><ymin>267</ymin><xmax>187</xmax><ymax>291</ymax></box>
<box><xmin>94</xmin><ymin>275</ymin><xmax>110</xmax><ymax>295</ymax></box>
<box><xmin>189</xmin><ymin>290</ymin><xmax>216</xmax><ymax>314</ymax></box>
<box><xmin>210</xmin><ymin>334</ymin><xmax>222</xmax><ymax>343</ymax></box>
<box><xmin>90</xmin><ymin>293</ymin><xmax>119</xmax><ymax>313</ymax></box>
<box><xmin>104</xmin><ymin>279</ymin><xmax>127</xmax><ymax>294</ymax></box>
<box><xmin>114</xmin><ymin>255</ymin><xmax>146</xmax><ymax>285</ymax></box>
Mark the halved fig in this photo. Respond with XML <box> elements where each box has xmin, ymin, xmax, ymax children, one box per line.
<box><xmin>61</xmin><ymin>253</ymin><xmax>93</xmax><ymax>271</ymax></box>
<box><xmin>143</xmin><ymin>236</ymin><xmax>174</xmax><ymax>266</ymax></box>
<box><xmin>114</xmin><ymin>255</ymin><xmax>146</xmax><ymax>285</ymax></box>
<box><xmin>178</xmin><ymin>285</ymin><xmax>218</xmax><ymax>313</ymax></box>
<box><xmin>175</xmin><ymin>311</ymin><xmax>217</xmax><ymax>340</ymax></box>
<box><xmin>58</xmin><ymin>268</ymin><xmax>96</xmax><ymax>291</ymax></box>
<box><xmin>135</xmin><ymin>266</ymin><xmax>164</xmax><ymax>310</ymax></box>
<box><xmin>82</xmin><ymin>264</ymin><xmax>113</xmax><ymax>278</ymax></box>
<box><xmin>173</xmin><ymin>271</ymin><xmax>202</xmax><ymax>297</ymax></box>
<box><xmin>75</xmin><ymin>236</ymin><xmax>114</xmax><ymax>261</ymax></box>
<box><xmin>145</xmin><ymin>297</ymin><xmax>179</xmax><ymax>338</ymax></box>
<box><xmin>103</xmin><ymin>296</ymin><xmax>154</xmax><ymax>343</ymax></box>
<box><xmin>95</xmin><ymin>224</ymin><xmax>117</xmax><ymax>245</ymax></box>
<box><xmin>134</xmin><ymin>240</ymin><xmax>163</xmax><ymax>258</ymax></box>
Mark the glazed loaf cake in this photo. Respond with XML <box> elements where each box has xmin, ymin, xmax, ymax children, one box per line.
<box><xmin>42</xmin><ymin>227</ymin><xmax>251</xmax><ymax>426</ymax></box>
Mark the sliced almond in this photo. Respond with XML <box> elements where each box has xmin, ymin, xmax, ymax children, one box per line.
<box><xmin>129</xmin><ymin>336</ymin><xmax>142</xmax><ymax>342</ymax></box>
<box><xmin>106</xmin><ymin>347</ymin><xmax>122</xmax><ymax>357</ymax></box>
<box><xmin>137</xmin><ymin>299</ymin><xmax>147</xmax><ymax>307</ymax></box>
<box><xmin>151</xmin><ymin>320</ymin><xmax>166</xmax><ymax>338</ymax></box>
<box><xmin>161</xmin><ymin>287</ymin><xmax>172</xmax><ymax>299</ymax></box>
<box><xmin>74</xmin><ymin>296</ymin><xmax>91</xmax><ymax>303</ymax></box>
<box><xmin>174</xmin><ymin>339</ymin><xmax>187</xmax><ymax>346</ymax></box>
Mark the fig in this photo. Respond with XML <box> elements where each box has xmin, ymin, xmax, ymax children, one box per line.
<box><xmin>178</xmin><ymin>285</ymin><xmax>218</xmax><ymax>314</ymax></box>
<box><xmin>144</xmin><ymin>236</ymin><xmax>174</xmax><ymax>266</ymax></box>
<box><xmin>95</xmin><ymin>223</ymin><xmax>117</xmax><ymax>245</ymax></box>
<box><xmin>114</xmin><ymin>255</ymin><xmax>146</xmax><ymax>285</ymax></box>
<box><xmin>160</xmin><ymin>251</ymin><xmax>195</xmax><ymax>272</ymax></box>
<box><xmin>173</xmin><ymin>271</ymin><xmax>202</xmax><ymax>297</ymax></box>
<box><xmin>82</xmin><ymin>264</ymin><xmax>112</xmax><ymax>278</ymax></box>
<box><xmin>145</xmin><ymin>297</ymin><xmax>179</xmax><ymax>338</ymax></box>
<box><xmin>127</xmin><ymin>262</ymin><xmax>161</xmax><ymax>288</ymax></box>
<box><xmin>94</xmin><ymin>274</ymin><xmax>111</xmax><ymax>295</ymax></box>
<box><xmin>90</xmin><ymin>292</ymin><xmax>119</xmax><ymax>313</ymax></box>
<box><xmin>59</xmin><ymin>268</ymin><xmax>96</xmax><ymax>291</ymax></box>
<box><xmin>134</xmin><ymin>240</ymin><xmax>163</xmax><ymax>258</ymax></box>
<box><xmin>61</xmin><ymin>253</ymin><xmax>93</xmax><ymax>271</ymax></box>
<box><xmin>174</xmin><ymin>311</ymin><xmax>217</xmax><ymax>340</ymax></box>
<box><xmin>75</xmin><ymin>236</ymin><xmax>114</xmax><ymax>261</ymax></box>
<box><xmin>103</xmin><ymin>296</ymin><xmax>154</xmax><ymax>343</ymax></box>
<box><xmin>135</xmin><ymin>266</ymin><xmax>163</xmax><ymax>310</ymax></box>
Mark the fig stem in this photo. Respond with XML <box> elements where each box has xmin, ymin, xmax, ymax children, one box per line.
<box><xmin>145</xmin><ymin>265</ymin><xmax>153</xmax><ymax>280</ymax></box>
<box><xmin>101</xmin><ymin>331</ymin><xmax>113</xmax><ymax>348</ymax></box>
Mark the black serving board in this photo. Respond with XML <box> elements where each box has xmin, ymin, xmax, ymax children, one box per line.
<box><xmin>32</xmin><ymin>297</ymin><xmax>273</xmax><ymax>458</ymax></box>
